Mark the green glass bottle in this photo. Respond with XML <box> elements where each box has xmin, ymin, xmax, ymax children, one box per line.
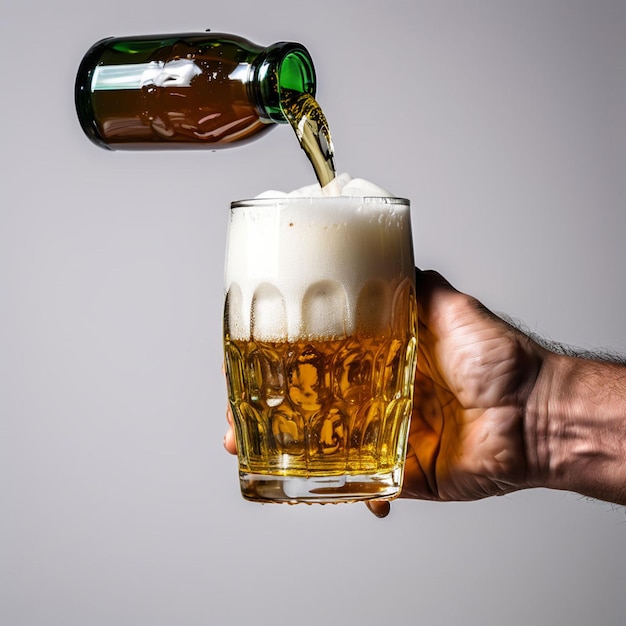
<box><xmin>75</xmin><ymin>32</ymin><xmax>317</xmax><ymax>150</ymax></box>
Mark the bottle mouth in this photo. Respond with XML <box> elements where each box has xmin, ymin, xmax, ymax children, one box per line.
<box><xmin>254</xmin><ymin>42</ymin><xmax>317</xmax><ymax>123</ymax></box>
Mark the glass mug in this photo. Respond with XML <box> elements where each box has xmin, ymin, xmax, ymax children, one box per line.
<box><xmin>223</xmin><ymin>195</ymin><xmax>417</xmax><ymax>503</ymax></box>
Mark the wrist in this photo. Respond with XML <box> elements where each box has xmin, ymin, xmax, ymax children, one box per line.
<box><xmin>525</xmin><ymin>350</ymin><xmax>626</xmax><ymax>504</ymax></box>
<box><xmin>524</xmin><ymin>352</ymin><xmax>574</xmax><ymax>490</ymax></box>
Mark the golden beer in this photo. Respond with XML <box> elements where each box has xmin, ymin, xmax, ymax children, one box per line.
<box><xmin>224</xmin><ymin>195</ymin><xmax>416</xmax><ymax>503</ymax></box>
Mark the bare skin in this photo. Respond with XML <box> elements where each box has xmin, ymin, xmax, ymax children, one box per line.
<box><xmin>224</xmin><ymin>270</ymin><xmax>626</xmax><ymax>516</ymax></box>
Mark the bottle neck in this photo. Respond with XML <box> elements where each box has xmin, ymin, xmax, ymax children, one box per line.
<box><xmin>252</xmin><ymin>42</ymin><xmax>317</xmax><ymax>123</ymax></box>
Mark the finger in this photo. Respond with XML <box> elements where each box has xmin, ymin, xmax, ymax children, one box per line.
<box><xmin>400</xmin><ymin>410</ymin><xmax>443</xmax><ymax>501</ymax></box>
<box><xmin>366</xmin><ymin>500</ymin><xmax>391</xmax><ymax>518</ymax></box>
<box><xmin>224</xmin><ymin>406</ymin><xmax>237</xmax><ymax>454</ymax></box>
<box><xmin>416</xmin><ymin>268</ymin><xmax>457</xmax><ymax>297</ymax></box>
<box><xmin>223</xmin><ymin>425</ymin><xmax>237</xmax><ymax>454</ymax></box>
<box><xmin>416</xmin><ymin>270</ymin><xmax>460</xmax><ymax>327</ymax></box>
<box><xmin>401</xmin><ymin>441</ymin><xmax>439</xmax><ymax>500</ymax></box>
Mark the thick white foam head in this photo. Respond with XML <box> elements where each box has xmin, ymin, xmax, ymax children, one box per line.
<box><xmin>225</xmin><ymin>174</ymin><xmax>414</xmax><ymax>341</ymax></box>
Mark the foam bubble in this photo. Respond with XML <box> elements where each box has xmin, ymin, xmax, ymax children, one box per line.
<box><xmin>254</xmin><ymin>173</ymin><xmax>393</xmax><ymax>199</ymax></box>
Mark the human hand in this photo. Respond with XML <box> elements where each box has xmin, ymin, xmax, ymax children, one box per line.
<box><xmin>397</xmin><ymin>270</ymin><xmax>541</xmax><ymax>502</ymax></box>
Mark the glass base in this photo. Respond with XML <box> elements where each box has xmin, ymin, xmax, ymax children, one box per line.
<box><xmin>239</xmin><ymin>469</ymin><xmax>403</xmax><ymax>504</ymax></box>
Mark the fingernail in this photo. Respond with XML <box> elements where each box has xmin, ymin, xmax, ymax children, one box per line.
<box><xmin>366</xmin><ymin>500</ymin><xmax>391</xmax><ymax>518</ymax></box>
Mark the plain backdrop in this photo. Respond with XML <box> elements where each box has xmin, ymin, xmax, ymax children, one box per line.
<box><xmin>2</xmin><ymin>1</ymin><xmax>625</xmax><ymax>625</ymax></box>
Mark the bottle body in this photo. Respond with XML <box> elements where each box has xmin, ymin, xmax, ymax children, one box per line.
<box><xmin>75</xmin><ymin>33</ymin><xmax>316</xmax><ymax>150</ymax></box>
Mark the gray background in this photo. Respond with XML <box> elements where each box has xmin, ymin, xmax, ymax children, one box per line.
<box><xmin>2</xmin><ymin>1</ymin><xmax>625</xmax><ymax>625</ymax></box>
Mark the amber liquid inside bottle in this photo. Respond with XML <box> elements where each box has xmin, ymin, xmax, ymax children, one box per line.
<box><xmin>79</xmin><ymin>35</ymin><xmax>271</xmax><ymax>149</ymax></box>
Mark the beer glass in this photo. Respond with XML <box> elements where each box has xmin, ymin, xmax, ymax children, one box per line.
<box><xmin>223</xmin><ymin>195</ymin><xmax>417</xmax><ymax>503</ymax></box>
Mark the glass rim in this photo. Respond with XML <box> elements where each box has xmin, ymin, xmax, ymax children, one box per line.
<box><xmin>230</xmin><ymin>195</ymin><xmax>410</xmax><ymax>209</ymax></box>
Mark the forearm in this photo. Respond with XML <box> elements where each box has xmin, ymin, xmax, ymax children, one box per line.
<box><xmin>526</xmin><ymin>351</ymin><xmax>626</xmax><ymax>505</ymax></box>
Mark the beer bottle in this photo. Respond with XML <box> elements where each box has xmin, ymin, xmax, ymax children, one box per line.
<box><xmin>75</xmin><ymin>32</ymin><xmax>317</xmax><ymax>150</ymax></box>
